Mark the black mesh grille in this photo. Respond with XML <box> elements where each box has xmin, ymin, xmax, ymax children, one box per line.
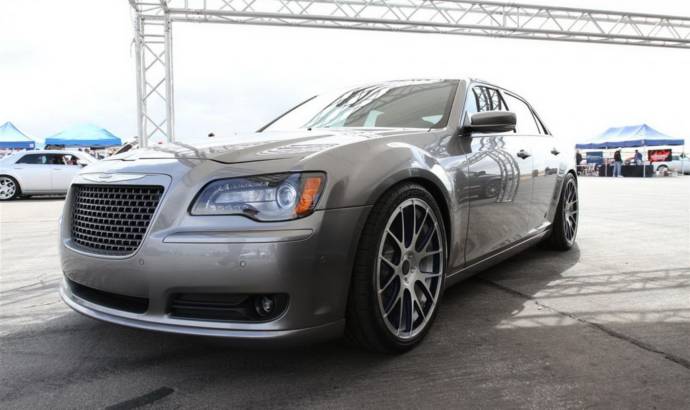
<box><xmin>70</xmin><ymin>185</ymin><xmax>164</xmax><ymax>255</ymax></box>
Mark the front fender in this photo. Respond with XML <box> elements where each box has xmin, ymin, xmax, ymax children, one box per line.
<box><xmin>315</xmin><ymin>140</ymin><xmax>453</xmax><ymax>209</ymax></box>
<box><xmin>364</xmin><ymin>165</ymin><xmax>452</xmax><ymax>207</ymax></box>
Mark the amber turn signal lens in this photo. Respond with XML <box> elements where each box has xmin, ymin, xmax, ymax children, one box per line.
<box><xmin>295</xmin><ymin>176</ymin><xmax>324</xmax><ymax>216</ymax></box>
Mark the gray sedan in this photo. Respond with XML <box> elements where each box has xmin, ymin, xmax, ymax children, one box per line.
<box><xmin>59</xmin><ymin>79</ymin><xmax>578</xmax><ymax>352</ymax></box>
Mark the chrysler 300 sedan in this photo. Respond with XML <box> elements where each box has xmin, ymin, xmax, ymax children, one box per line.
<box><xmin>0</xmin><ymin>150</ymin><xmax>96</xmax><ymax>200</ymax></box>
<box><xmin>59</xmin><ymin>79</ymin><xmax>578</xmax><ymax>352</ymax></box>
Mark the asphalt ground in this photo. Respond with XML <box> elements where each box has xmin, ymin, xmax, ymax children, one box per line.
<box><xmin>1</xmin><ymin>176</ymin><xmax>689</xmax><ymax>409</ymax></box>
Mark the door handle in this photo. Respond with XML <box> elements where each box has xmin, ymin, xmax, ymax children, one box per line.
<box><xmin>517</xmin><ymin>149</ymin><xmax>531</xmax><ymax>159</ymax></box>
<box><xmin>551</xmin><ymin>148</ymin><xmax>560</xmax><ymax>155</ymax></box>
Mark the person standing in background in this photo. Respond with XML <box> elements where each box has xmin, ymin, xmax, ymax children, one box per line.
<box><xmin>634</xmin><ymin>149</ymin><xmax>643</xmax><ymax>165</ymax></box>
<box><xmin>613</xmin><ymin>148</ymin><xmax>623</xmax><ymax>177</ymax></box>
<box><xmin>575</xmin><ymin>150</ymin><xmax>583</xmax><ymax>175</ymax></box>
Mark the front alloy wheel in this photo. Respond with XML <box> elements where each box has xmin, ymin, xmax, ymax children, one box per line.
<box><xmin>0</xmin><ymin>176</ymin><xmax>19</xmax><ymax>201</ymax></box>
<box><xmin>376</xmin><ymin>198</ymin><xmax>444</xmax><ymax>339</ymax></box>
<box><xmin>346</xmin><ymin>183</ymin><xmax>447</xmax><ymax>353</ymax></box>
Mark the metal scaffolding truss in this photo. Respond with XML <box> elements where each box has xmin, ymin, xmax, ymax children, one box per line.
<box><xmin>128</xmin><ymin>0</ymin><xmax>690</xmax><ymax>145</ymax></box>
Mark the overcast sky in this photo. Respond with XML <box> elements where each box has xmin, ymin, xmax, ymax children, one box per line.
<box><xmin>1</xmin><ymin>0</ymin><xmax>689</xmax><ymax>145</ymax></box>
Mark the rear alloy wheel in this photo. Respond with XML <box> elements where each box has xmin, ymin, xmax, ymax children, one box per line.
<box><xmin>544</xmin><ymin>173</ymin><xmax>578</xmax><ymax>250</ymax></box>
<box><xmin>0</xmin><ymin>176</ymin><xmax>19</xmax><ymax>201</ymax></box>
<box><xmin>346</xmin><ymin>183</ymin><xmax>446</xmax><ymax>353</ymax></box>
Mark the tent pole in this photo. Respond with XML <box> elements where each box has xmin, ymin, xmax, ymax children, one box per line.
<box><xmin>605</xmin><ymin>145</ymin><xmax>608</xmax><ymax>177</ymax></box>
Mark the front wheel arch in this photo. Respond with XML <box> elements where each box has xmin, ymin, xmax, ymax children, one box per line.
<box><xmin>365</xmin><ymin>171</ymin><xmax>453</xmax><ymax>251</ymax></box>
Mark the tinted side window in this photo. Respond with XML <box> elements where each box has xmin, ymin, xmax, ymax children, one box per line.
<box><xmin>503</xmin><ymin>94</ymin><xmax>540</xmax><ymax>135</ymax></box>
<box><xmin>16</xmin><ymin>154</ymin><xmax>48</xmax><ymax>164</ymax></box>
<box><xmin>45</xmin><ymin>154</ymin><xmax>69</xmax><ymax>165</ymax></box>
<box><xmin>62</xmin><ymin>154</ymin><xmax>81</xmax><ymax>165</ymax></box>
<box><xmin>534</xmin><ymin>116</ymin><xmax>547</xmax><ymax>135</ymax></box>
<box><xmin>464</xmin><ymin>86</ymin><xmax>507</xmax><ymax>119</ymax></box>
<box><xmin>472</xmin><ymin>86</ymin><xmax>507</xmax><ymax>112</ymax></box>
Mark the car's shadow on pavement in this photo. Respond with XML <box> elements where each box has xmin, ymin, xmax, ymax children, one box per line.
<box><xmin>4</xmin><ymin>244</ymin><xmax>690</xmax><ymax>409</ymax></box>
<box><xmin>1</xmin><ymin>246</ymin><xmax>581</xmax><ymax>405</ymax></box>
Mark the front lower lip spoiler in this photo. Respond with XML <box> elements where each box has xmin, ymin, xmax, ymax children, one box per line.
<box><xmin>60</xmin><ymin>283</ymin><xmax>344</xmax><ymax>345</ymax></box>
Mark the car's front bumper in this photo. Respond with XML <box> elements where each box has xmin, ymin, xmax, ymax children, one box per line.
<box><xmin>59</xmin><ymin>283</ymin><xmax>346</xmax><ymax>343</ymax></box>
<box><xmin>60</xmin><ymin>204</ymin><xmax>371</xmax><ymax>343</ymax></box>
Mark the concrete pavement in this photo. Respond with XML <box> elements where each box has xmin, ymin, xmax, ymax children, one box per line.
<box><xmin>1</xmin><ymin>177</ymin><xmax>689</xmax><ymax>409</ymax></box>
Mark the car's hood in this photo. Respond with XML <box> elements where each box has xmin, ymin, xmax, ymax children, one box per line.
<box><xmin>107</xmin><ymin>128</ymin><xmax>424</xmax><ymax>164</ymax></box>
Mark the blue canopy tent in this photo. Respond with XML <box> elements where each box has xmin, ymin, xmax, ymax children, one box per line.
<box><xmin>0</xmin><ymin>121</ymin><xmax>35</xmax><ymax>149</ymax></box>
<box><xmin>576</xmin><ymin>124</ymin><xmax>684</xmax><ymax>149</ymax></box>
<box><xmin>45</xmin><ymin>124</ymin><xmax>122</xmax><ymax>147</ymax></box>
<box><xmin>576</xmin><ymin>124</ymin><xmax>685</xmax><ymax>177</ymax></box>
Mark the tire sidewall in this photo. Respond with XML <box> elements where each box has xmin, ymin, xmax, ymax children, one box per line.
<box><xmin>559</xmin><ymin>174</ymin><xmax>578</xmax><ymax>248</ymax></box>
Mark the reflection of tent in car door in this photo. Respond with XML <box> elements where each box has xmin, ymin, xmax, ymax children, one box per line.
<box><xmin>0</xmin><ymin>121</ymin><xmax>36</xmax><ymax>149</ymax></box>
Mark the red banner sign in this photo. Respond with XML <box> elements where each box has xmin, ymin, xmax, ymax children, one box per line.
<box><xmin>648</xmin><ymin>149</ymin><xmax>671</xmax><ymax>162</ymax></box>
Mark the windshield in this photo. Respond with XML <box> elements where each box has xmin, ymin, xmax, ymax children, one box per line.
<box><xmin>261</xmin><ymin>80</ymin><xmax>458</xmax><ymax>132</ymax></box>
<box><xmin>0</xmin><ymin>152</ymin><xmax>21</xmax><ymax>163</ymax></box>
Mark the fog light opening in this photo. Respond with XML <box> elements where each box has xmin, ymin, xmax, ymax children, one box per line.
<box><xmin>255</xmin><ymin>295</ymin><xmax>275</xmax><ymax>317</ymax></box>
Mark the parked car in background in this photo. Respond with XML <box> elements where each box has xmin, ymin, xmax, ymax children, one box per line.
<box><xmin>0</xmin><ymin>150</ymin><xmax>96</xmax><ymax>200</ymax></box>
<box><xmin>653</xmin><ymin>154</ymin><xmax>690</xmax><ymax>174</ymax></box>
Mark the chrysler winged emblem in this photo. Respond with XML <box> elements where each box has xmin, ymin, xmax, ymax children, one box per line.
<box><xmin>82</xmin><ymin>173</ymin><xmax>147</xmax><ymax>183</ymax></box>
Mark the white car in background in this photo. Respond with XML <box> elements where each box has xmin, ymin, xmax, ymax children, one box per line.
<box><xmin>0</xmin><ymin>150</ymin><xmax>96</xmax><ymax>200</ymax></box>
<box><xmin>654</xmin><ymin>154</ymin><xmax>690</xmax><ymax>175</ymax></box>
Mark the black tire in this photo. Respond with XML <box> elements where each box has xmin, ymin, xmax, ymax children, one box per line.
<box><xmin>657</xmin><ymin>165</ymin><xmax>668</xmax><ymax>173</ymax></box>
<box><xmin>0</xmin><ymin>175</ymin><xmax>20</xmax><ymax>201</ymax></box>
<box><xmin>544</xmin><ymin>173</ymin><xmax>578</xmax><ymax>251</ymax></box>
<box><xmin>345</xmin><ymin>183</ymin><xmax>447</xmax><ymax>353</ymax></box>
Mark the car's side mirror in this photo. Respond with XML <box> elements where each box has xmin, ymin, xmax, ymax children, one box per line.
<box><xmin>460</xmin><ymin>111</ymin><xmax>517</xmax><ymax>135</ymax></box>
<box><xmin>77</xmin><ymin>160</ymin><xmax>89</xmax><ymax>167</ymax></box>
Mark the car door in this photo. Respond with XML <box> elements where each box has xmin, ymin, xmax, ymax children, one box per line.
<box><xmin>47</xmin><ymin>154</ymin><xmax>82</xmax><ymax>192</ymax></box>
<box><xmin>462</xmin><ymin>85</ymin><xmax>535</xmax><ymax>263</ymax></box>
<box><xmin>502</xmin><ymin>92</ymin><xmax>559</xmax><ymax>233</ymax></box>
<box><xmin>11</xmin><ymin>153</ymin><xmax>52</xmax><ymax>192</ymax></box>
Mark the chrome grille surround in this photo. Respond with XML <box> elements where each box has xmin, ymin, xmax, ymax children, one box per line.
<box><xmin>70</xmin><ymin>184</ymin><xmax>164</xmax><ymax>255</ymax></box>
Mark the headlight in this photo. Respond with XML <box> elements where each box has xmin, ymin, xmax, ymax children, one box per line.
<box><xmin>190</xmin><ymin>172</ymin><xmax>326</xmax><ymax>221</ymax></box>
